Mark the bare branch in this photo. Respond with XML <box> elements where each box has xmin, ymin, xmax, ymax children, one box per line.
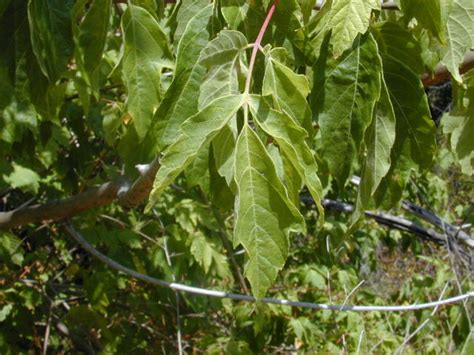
<box><xmin>118</xmin><ymin>157</ymin><xmax>160</xmax><ymax>208</ymax></box>
<box><xmin>0</xmin><ymin>157</ymin><xmax>160</xmax><ymax>229</ymax></box>
<box><xmin>0</xmin><ymin>178</ymin><xmax>129</xmax><ymax>229</ymax></box>
<box><xmin>64</xmin><ymin>222</ymin><xmax>474</xmax><ymax>312</ymax></box>
<box><xmin>402</xmin><ymin>200</ymin><xmax>474</xmax><ymax>248</ymax></box>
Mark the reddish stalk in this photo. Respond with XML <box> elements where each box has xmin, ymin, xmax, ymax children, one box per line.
<box><xmin>244</xmin><ymin>0</ymin><xmax>280</xmax><ymax>94</ymax></box>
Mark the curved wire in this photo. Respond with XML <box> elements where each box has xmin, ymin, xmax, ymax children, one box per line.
<box><xmin>65</xmin><ymin>222</ymin><xmax>474</xmax><ymax>312</ymax></box>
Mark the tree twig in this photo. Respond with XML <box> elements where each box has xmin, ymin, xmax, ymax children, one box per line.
<box><xmin>401</xmin><ymin>200</ymin><xmax>474</xmax><ymax>248</ymax></box>
<box><xmin>64</xmin><ymin>221</ymin><xmax>474</xmax><ymax>312</ymax></box>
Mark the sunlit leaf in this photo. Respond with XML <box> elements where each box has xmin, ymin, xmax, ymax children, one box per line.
<box><xmin>3</xmin><ymin>162</ymin><xmax>40</xmax><ymax>193</ymax></box>
<box><xmin>249</xmin><ymin>95</ymin><xmax>324</xmax><ymax>220</ymax></box>
<box><xmin>442</xmin><ymin>0</ymin><xmax>474</xmax><ymax>82</ymax></box>
<box><xmin>149</xmin><ymin>94</ymin><xmax>244</xmax><ymax>207</ymax></box>
<box><xmin>234</xmin><ymin>125</ymin><xmax>305</xmax><ymax>298</ymax></box>
<box><xmin>311</xmin><ymin>0</ymin><xmax>380</xmax><ymax>57</ymax></box>
<box><xmin>400</xmin><ymin>0</ymin><xmax>445</xmax><ymax>41</ymax></box>
<box><xmin>198</xmin><ymin>30</ymin><xmax>248</xmax><ymax>109</ymax></box>
<box><xmin>173</xmin><ymin>0</ymin><xmax>209</xmax><ymax>43</ymax></box>
<box><xmin>155</xmin><ymin>4</ymin><xmax>214</xmax><ymax>146</ymax></box>
<box><xmin>221</xmin><ymin>0</ymin><xmax>249</xmax><ymax>29</ymax></box>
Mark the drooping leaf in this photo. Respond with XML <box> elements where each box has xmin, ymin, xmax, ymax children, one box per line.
<box><xmin>311</xmin><ymin>0</ymin><xmax>380</xmax><ymax>57</ymax></box>
<box><xmin>353</xmin><ymin>76</ymin><xmax>396</xmax><ymax>220</ymax></box>
<box><xmin>198</xmin><ymin>30</ymin><xmax>248</xmax><ymax>109</ymax></box>
<box><xmin>148</xmin><ymin>94</ymin><xmax>244</xmax><ymax>207</ymax></box>
<box><xmin>233</xmin><ymin>124</ymin><xmax>305</xmax><ymax>298</ymax></box>
<box><xmin>73</xmin><ymin>0</ymin><xmax>111</xmax><ymax>97</ymax></box>
<box><xmin>442</xmin><ymin>0</ymin><xmax>474</xmax><ymax>82</ymax></box>
<box><xmin>400</xmin><ymin>0</ymin><xmax>445</xmax><ymax>41</ymax></box>
<box><xmin>122</xmin><ymin>4</ymin><xmax>172</xmax><ymax>141</ymax></box>
<box><xmin>27</xmin><ymin>0</ymin><xmax>75</xmax><ymax>82</ymax></box>
<box><xmin>373</xmin><ymin>22</ymin><xmax>436</xmax><ymax>207</ymax></box>
<box><xmin>263</xmin><ymin>48</ymin><xmax>313</xmax><ymax>134</ymax></box>
<box><xmin>155</xmin><ymin>4</ymin><xmax>213</xmax><ymax>146</ymax></box>
<box><xmin>249</xmin><ymin>95</ymin><xmax>324</xmax><ymax>220</ymax></box>
<box><xmin>313</xmin><ymin>33</ymin><xmax>382</xmax><ymax>187</ymax></box>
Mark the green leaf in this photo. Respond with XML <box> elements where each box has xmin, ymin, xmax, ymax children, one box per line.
<box><xmin>122</xmin><ymin>4</ymin><xmax>172</xmax><ymax>141</ymax></box>
<box><xmin>212</xmin><ymin>123</ymin><xmax>237</xmax><ymax>185</ymax></box>
<box><xmin>400</xmin><ymin>0</ymin><xmax>445</xmax><ymax>41</ymax></box>
<box><xmin>0</xmin><ymin>0</ymin><xmax>12</xmax><ymax>18</ymax></box>
<box><xmin>73</xmin><ymin>0</ymin><xmax>111</xmax><ymax>97</ymax></box>
<box><xmin>0</xmin><ymin>232</ymin><xmax>24</xmax><ymax>266</ymax></box>
<box><xmin>221</xmin><ymin>0</ymin><xmax>249</xmax><ymax>29</ymax></box>
<box><xmin>233</xmin><ymin>125</ymin><xmax>305</xmax><ymax>298</ymax></box>
<box><xmin>173</xmin><ymin>0</ymin><xmax>209</xmax><ymax>43</ymax></box>
<box><xmin>249</xmin><ymin>95</ymin><xmax>324</xmax><ymax>221</ymax></box>
<box><xmin>373</xmin><ymin>22</ymin><xmax>436</xmax><ymax>206</ymax></box>
<box><xmin>263</xmin><ymin>48</ymin><xmax>313</xmax><ymax>133</ymax></box>
<box><xmin>272</xmin><ymin>0</ymin><xmax>315</xmax><ymax>63</ymax></box>
<box><xmin>353</xmin><ymin>76</ymin><xmax>396</xmax><ymax>220</ymax></box>
<box><xmin>445</xmin><ymin>72</ymin><xmax>474</xmax><ymax>175</ymax></box>
<box><xmin>185</xmin><ymin>142</ymin><xmax>211</xmax><ymax>193</ymax></box>
<box><xmin>0</xmin><ymin>304</ymin><xmax>13</xmax><ymax>322</ymax></box>
<box><xmin>155</xmin><ymin>4</ymin><xmax>213</xmax><ymax>147</ymax></box>
<box><xmin>27</xmin><ymin>0</ymin><xmax>74</xmax><ymax>82</ymax></box>
<box><xmin>313</xmin><ymin>34</ymin><xmax>382</xmax><ymax>187</ymax></box>
<box><xmin>148</xmin><ymin>94</ymin><xmax>244</xmax><ymax>207</ymax></box>
<box><xmin>452</xmin><ymin>115</ymin><xmax>474</xmax><ymax>177</ymax></box>
<box><xmin>3</xmin><ymin>162</ymin><xmax>40</xmax><ymax>193</ymax></box>
<box><xmin>315</xmin><ymin>0</ymin><xmax>380</xmax><ymax>57</ymax></box>
<box><xmin>442</xmin><ymin>0</ymin><xmax>474</xmax><ymax>82</ymax></box>
<box><xmin>190</xmin><ymin>232</ymin><xmax>214</xmax><ymax>274</ymax></box>
<box><xmin>198</xmin><ymin>30</ymin><xmax>248</xmax><ymax>109</ymax></box>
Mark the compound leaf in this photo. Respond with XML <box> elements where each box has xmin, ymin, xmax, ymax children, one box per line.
<box><xmin>149</xmin><ymin>94</ymin><xmax>244</xmax><ymax>206</ymax></box>
<box><xmin>249</xmin><ymin>96</ymin><xmax>324</xmax><ymax>220</ymax></box>
<box><xmin>156</xmin><ymin>4</ymin><xmax>214</xmax><ymax>147</ymax></box>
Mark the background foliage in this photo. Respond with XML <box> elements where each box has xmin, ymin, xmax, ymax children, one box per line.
<box><xmin>0</xmin><ymin>0</ymin><xmax>473</xmax><ymax>353</ymax></box>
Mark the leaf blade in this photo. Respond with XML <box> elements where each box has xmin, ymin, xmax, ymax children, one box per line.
<box><xmin>122</xmin><ymin>4</ymin><xmax>172</xmax><ymax>141</ymax></box>
<box><xmin>234</xmin><ymin>125</ymin><xmax>305</xmax><ymax>298</ymax></box>
<box><xmin>149</xmin><ymin>94</ymin><xmax>244</xmax><ymax>206</ymax></box>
